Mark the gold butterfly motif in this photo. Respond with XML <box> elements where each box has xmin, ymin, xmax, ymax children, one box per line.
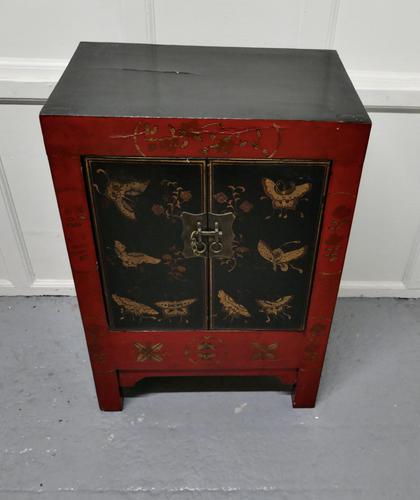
<box><xmin>257</xmin><ymin>240</ymin><xmax>307</xmax><ymax>273</ymax></box>
<box><xmin>155</xmin><ymin>298</ymin><xmax>196</xmax><ymax>320</ymax></box>
<box><xmin>218</xmin><ymin>289</ymin><xmax>251</xmax><ymax>320</ymax></box>
<box><xmin>262</xmin><ymin>177</ymin><xmax>311</xmax><ymax>218</ymax></box>
<box><xmin>94</xmin><ymin>169</ymin><xmax>150</xmax><ymax>220</ymax></box>
<box><xmin>107</xmin><ymin>180</ymin><xmax>150</xmax><ymax>220</ymax></box>
<box><xmin>112</xmin><ymin>294</ymin><xmax>159</xmax><ymax>319</ymax></box>
<box><xmin>256</xmin><ymin>295</ymin><xmax>293</xmax><ymax>323</ymax></box>
<box><xmin>114</xmin><ymin>241</ymin><xmax>161</xmax><ymax>267</ymax></box>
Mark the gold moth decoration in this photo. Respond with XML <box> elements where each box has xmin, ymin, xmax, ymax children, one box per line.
<box><xmin>218</xmin><ymin>289</ymin><xmax>251</xmax><ymax>320</ymax></box>
<box><xmin>114</xmin><ymin>241</ymin><xmax>161</xmax><ymax>267</ymax></box>
<box><xmin>112</xmin><ymin>294</ymin><xmax>159</xmax><ymax>319</ymax></box>
<box><xmin>94</xmin><ymin>169</ymin><xmax>150</xmax><ymax>220</ymax></box>
<box><xmin>262</xmin><ymin>177</ymin><xmax>311</xmax><ymax>218</ymax></box>
<box><xmin>155</xmin><ymin>298</ymin><xmax>196</xmax><ymax>320</ymax></box>
<box><xmin>257</xmin><ymin>240</ymin><xmax>307</xmax><ymax>273</ymax></box>
<box><xmin>256</xmin><ymin>295</ymin><xmax>293</xmax><ymax>323</ymax></box>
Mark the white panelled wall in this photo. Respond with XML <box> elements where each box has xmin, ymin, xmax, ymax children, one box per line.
<box><xmin>0</xmin><ymin>0</ymin><xmax>420</xmax><ymax>297</ymax></box>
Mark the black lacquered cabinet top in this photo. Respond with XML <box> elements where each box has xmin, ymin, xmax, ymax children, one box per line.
<box><xmin>41</xmin><ymin>42</ymin><xmax>370</xmax><ymax>124</ymax></box>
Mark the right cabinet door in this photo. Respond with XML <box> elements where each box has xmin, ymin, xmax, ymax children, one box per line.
<box><xmin>208</xmin><ymin>159</ymin><xmax>330</xmax><ymax>330</ymax></box>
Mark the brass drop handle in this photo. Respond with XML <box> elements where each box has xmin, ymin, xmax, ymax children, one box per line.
<box><xmin>181</xmin><ymin>212</ymin><xmax>235</xmax><ymax>259</ymax></box>
<box><xmin>190</xmin><ymin>222</ymin><xmax>208</xmax><ymax>256</ymax></box>
<box><xmin>191</xmin><ymin>221</ymin><xmax>223</xmax><ymax>257</ymax></box>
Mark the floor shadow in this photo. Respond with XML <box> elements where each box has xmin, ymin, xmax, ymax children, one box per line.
<box><xmin>123</xmin><ymin>375</ymin><xmax>292</xmax><ymax>398</ymax></box>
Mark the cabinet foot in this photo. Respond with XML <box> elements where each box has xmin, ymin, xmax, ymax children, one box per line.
<box><xmin>93</xmin><ymin>371</ymin><xmax>123</xmax><ymax>411</ymax></box>
<box><xmin>291</xmin><ymin>368</ymin><xmax>321</xmax><ymax>408</ymax></box>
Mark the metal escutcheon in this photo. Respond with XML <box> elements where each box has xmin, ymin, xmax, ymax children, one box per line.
<box><xmin>181</xmin><ymin>212</ymin><xmax>235</xmax><ymax>259</ymax></box>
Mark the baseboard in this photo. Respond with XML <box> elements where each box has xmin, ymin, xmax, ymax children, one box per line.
<box><xmin>338</xmin><ymin>280</ymin><xmax>420</xmax><ymax>298</ymax></box>
<box><xmin>0</xmin><ymin>279</ymin><xmax>14</xmax><ymax>289</ymax></box>
<box><xmin>0</xmin><ymin>279</ymin><xmax>76</xmax><ymax>296</ymax></box>
<box><xmin>31</xmin><ymin>279</ymin><xmax>76</xmax><ymax>295</ymax></box>
<box><xmin>1</xmin><ymin>278</ymin><xmax>419</xmax><ymax>298</ymax></box>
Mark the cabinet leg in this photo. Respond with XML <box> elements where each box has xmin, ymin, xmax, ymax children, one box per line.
<box><xmin>92</xmin><ymin>370</ymin><xmax>123</xmax><ymax>411</ymax></box>
<box><xmin>292</xmin><ymin>368</ymin><xmax>322</xmax><ymax>408</ymax></box>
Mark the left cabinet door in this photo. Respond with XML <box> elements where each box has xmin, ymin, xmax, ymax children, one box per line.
<box><xmin>84</xmin><ymin>157</ymin><xmax>207</xmax><ymax>331</ymax></box>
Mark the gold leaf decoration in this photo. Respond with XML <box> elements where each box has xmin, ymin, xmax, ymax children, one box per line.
<box><xmin>256</xmin><ymin>295</ymin><xmax>293</xmax><ymax>323</ymax></box>
<box><xmin>184</xmin><ymin>335</ymin><xmax>225</xmax><ymax>365</ymax></box>
<box><xmin>111</xmin><ymin>121</ymin><xmax>282</xmax><ymax>158</ymax></box>
<box><xmin>101</xmin><ymin>175</ymin><xmax>149</xmax><ymax>220</ymax></box>
<box><xmin>197</xmin><ymin>337</ymin><xmax>216</xmax><ymax>361</ymax></box>
<box><xmin>155</xmin><ymin>298</ymin><xmax>196</xmax><ymax>319</ymax></box>
<box><xmin>262</xmin><ymin>178</ymin><xmax>311</xmax><ymax>218</ymax></box>
<box><xmin>257</xmin><ymin>240</ymin><xmax>275</xmax><ymax>264</ymax></box>
<box><xmin>217</xmin><ymin>289</ymin><xmax>251</xmax><ymax>319</ymax></box>
<box><xmin>112</xmin><ymin>294</ymin><xmax>159</xmax><ymax>318</ymax></box>
<box><xmin>257</xmin><ymin>240</ymin><xmax>307</xmax><ymax>273</ymax></box>
<box><xmin>251</xmin><ymin>342</ymin><xmax>278</xmax><ymax>360</ymax></box>
<box><xmin>114</xmin><ymin>241</ymin><xmax>161</xmax><ymax>267</ymax></box>
<box><xmin>160</xmin><ymin>180</ymin><xmax>192</xmax><ymax>219</ymax></box>
<box><xmin>134</xmin><ymin>342</ymin><xmax>164</xmax><ymax>362</ymax></box>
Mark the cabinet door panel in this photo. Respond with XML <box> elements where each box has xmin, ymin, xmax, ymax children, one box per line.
<box><xmin>84</xmin><ymin>157</ymin><xmax>206</xmax><ymax>330</ymax></box>
<box><xmin>209</xmin><ymin>160</ymin><xmax>329</xmax><ymax>331</ymax></box>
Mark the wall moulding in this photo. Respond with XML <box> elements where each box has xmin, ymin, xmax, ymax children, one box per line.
<box><xmin>0</xmin><ymin>153</ymin><xmax>35</xmax><ymax>287</ymax></box>
<box><xmin>1</xmin><ymin>53</ymin><xmax>420</xmax><ymax>298</ymax></box>
<box><xmin>0</xmin><ymin>57</ymin><xmax>66</xmax><ymax>100</ymax></box>
<box><xmin>1</xmin><ymin>57</ymin><xmax>420</xmax><ymax>110</ymax></box>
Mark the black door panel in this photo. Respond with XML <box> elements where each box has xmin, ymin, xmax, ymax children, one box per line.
<box><xmin>208</xmin><ymin>160</ymin><xmax>329</xmax><ymax>330</ymax></box>
<box><xmin>84</xmin><ymin>157</ymin><xmax>207</xmax><ymax>330</ymax></box>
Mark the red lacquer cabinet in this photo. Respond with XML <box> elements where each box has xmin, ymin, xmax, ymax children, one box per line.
<box><xmin>40</xmin><ymin>42</ymin><xmax>371</xmax><ymax>410</ymax></box>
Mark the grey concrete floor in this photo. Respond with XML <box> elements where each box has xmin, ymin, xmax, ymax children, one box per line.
<box><xmin>0</xmin><ymin>297</ymin><xmax>420</xmax><ymax>500</ymax></box>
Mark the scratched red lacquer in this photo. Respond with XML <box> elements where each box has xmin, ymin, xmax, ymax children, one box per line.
<box><xmin>41</xmin><ymin>113</ymin><xmax>370</xmax><ymax>411</ymax></box>
<box><xmin>111</xmin><ymin>120</ymin><xmax>283</xmax><ymax>158</ymax></box>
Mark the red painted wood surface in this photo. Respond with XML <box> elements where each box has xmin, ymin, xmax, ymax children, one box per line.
<box><xmin>41</xmin><ymin>116</ymin><xmax>370</xmax><ymax>410</ymax></box>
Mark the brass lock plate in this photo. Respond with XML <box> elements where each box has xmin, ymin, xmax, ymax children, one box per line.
<box><xmin>181</xmin><ymin>212</ymin><xmax>235</xmax><ymax>259</ymax></box>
